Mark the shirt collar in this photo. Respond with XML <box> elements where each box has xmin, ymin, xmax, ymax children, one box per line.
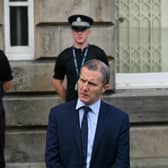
<box><xmin>76</xmin><ymin>98</ymin><xmax>101</xmax><ymax>114</ymax></box>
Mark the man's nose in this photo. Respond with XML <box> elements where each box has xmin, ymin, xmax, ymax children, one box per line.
<box><xmin>83</xmin><ymin>81</ymin><xmax>89</xmax><ymax>90</ymax></box>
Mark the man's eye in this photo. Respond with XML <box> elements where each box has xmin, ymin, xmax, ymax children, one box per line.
<box><xmin>80</xmin><ymin>79</ymin><xmax>86</xmax><ymax>83</ymax></box>
<box><xmin>88</xmin><ymin>82</ymin><xmax>97</xmax><ymax>86</ymax></box>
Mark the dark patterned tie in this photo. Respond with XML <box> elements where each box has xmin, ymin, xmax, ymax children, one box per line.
<box><xmin>81</xmin><ymin>106</ymin><xmax>91</xmax><ymax>168</ymax></box>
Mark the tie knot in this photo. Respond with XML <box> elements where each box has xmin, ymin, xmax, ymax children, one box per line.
<box><xmin>83</xmin><ymin>106</ymin><xmax>91</xmax><ymax>113</ymax></box>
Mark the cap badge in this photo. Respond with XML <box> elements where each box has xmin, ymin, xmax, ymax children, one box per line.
<box><xmin>76</xmin><ymin>17</ymin><xmax>82</xmax><ymax>23</ymax></box>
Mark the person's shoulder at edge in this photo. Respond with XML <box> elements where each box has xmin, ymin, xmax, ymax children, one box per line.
<box><xmin>88</xmin><ymin>44</ymin><xmax>107</xmax><ymax>58</ymax></box>
<box><xmin>88</xmin><ymin>44</ymin><xmax>109</xmax><ymax>65</ymax></box>
<box><xmin>89</xmin><ymin>44</ymin><xmax>106</xmax><ymax>52</ymax></box>
<box><xmin>58</xmin><ymin>46</ymin><xmax>72</xmax><ymax>55</ymax></box>
<box><xmin>56</xmin><ymin>46</ymin><xmax>73</xmax><ymax>60</ymax></box>
<box><xmin>0</xmin><ymin>49</ymin><xmax>4</xmax><ymax>54</ymax></box>
<box><xmin>0</xmin><ymin>50</ymin><xmax>6</xmax><ymax>59</ymax></box>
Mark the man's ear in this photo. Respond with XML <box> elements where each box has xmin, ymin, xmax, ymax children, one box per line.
<box><xmin>87</xmin><ymin>29</ymin><xmax>92</xmax><ymax>35</ymax></box>
<box><xmin>102</xmin><ymin>83</ymin><xmax>110</xmax><ymax>93</ymax></box>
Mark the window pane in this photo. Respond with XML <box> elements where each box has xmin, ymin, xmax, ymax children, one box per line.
<box><xmin>10</xmin><ymin>7</ymin><xmax>28</xmax><ymax>46</ymax></box>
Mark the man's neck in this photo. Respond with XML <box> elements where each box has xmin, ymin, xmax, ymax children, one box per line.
<box><xmin>74</xmin><ymin>42</ymin><xmax>88</xmax><ymax>51</ymax></box>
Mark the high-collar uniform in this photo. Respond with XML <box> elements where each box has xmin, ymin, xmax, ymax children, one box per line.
<box><xmin>45</xmin><ymin>99</ymin><xmax>130</xmax><ymax>168</ymax></box>
<box><xmin>0</xmin><ymin>50</ymin><xmax>13</xmax><ymax>168</ymax></box>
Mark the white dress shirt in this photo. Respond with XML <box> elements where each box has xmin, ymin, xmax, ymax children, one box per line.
<box><xmin>76</xmin><ymin>99</ymin><xmax>101</xmax><ymax>168</ymax></box>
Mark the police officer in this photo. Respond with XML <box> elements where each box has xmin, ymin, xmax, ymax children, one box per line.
<box><xmin>0</xmin><ymin>50</ymin><xmax>13</xmax><ymax>168</ymax></box>
<box><xmin>53</xmin><ymin>14</ymin><xmax>109</xmax><ymax>101</ymax></box>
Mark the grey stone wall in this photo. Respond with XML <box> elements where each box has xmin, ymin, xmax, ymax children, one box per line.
<box><xmin>0</xmin><ymin>0</ymin><xmax>3</xmax><ymax>49</ymax></box>
<box><xmin>35</xmin><ymin>25</ymin><xmax>115</xmax><ymax>58</ymax></box>
<box><xmin>10</xmin><ymin>62</ymin><xmax>54</xmax><ymax>92</ymax></box>
<box><xmin>35</xmin><ymin>0</ymin><xmax>114</xmax><ymax>24</ymax></box>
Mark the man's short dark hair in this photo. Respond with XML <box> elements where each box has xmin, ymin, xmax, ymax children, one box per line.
<box><xmin>82</xmin><ymin>59</ymin><xmax>110</xmax><ymax>85</ymax></box>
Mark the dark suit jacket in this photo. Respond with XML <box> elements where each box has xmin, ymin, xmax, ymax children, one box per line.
<box><xmin>45</xmin><ymin>100</ymin><xmax>130</xmax><ymax>168</ymax></box>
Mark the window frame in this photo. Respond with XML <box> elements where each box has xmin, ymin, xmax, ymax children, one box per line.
<box><xmin>4</xmin><ymin>0</ymin><xmax>34</xmax><ymax>60</ymax></box>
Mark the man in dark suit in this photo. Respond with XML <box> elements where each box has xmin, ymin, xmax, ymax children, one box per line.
<box><xmin>0</xmin><ymin>50</ymin><xmax>13</xmax><ymax>168</ymax></box>
<box><xmin>45</xmin><ymin>59</ymin><xmax>130</xmax><ymax>168</ymax></box>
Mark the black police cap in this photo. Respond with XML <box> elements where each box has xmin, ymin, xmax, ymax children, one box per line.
<box><xmin>68</xmin><ymin>14</ymin><xmax>94</xmax><ymax>30</ymax></box>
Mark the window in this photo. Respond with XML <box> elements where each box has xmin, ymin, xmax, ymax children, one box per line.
<box><xmin>4</xmin><ymin>0</ymin><xmax>34</xmax><ymax>60</ymax></box>
<box><xmin>115</xmin><ymin>0</ymin><xmax>168</xmax><ymax>89</ymax></box>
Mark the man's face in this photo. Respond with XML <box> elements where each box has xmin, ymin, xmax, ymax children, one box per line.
<box><xmin>71</xmin><ymin>28</ymin><xmax>91</xmax><ymax>45</ymax></box>
<box><xmin>78</xmin><ymin>67</ymin><xmax>109</xmax><ymax>105</ymax></box>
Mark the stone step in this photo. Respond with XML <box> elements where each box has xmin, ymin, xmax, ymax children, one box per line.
<box><xmin>6</xmin><ymin>162</ymin><xmax>45</xmax><ymax>168</ymax></box>
<box><xmin>6</xmin><ymin>159</ymin><xmax>168</xmax><ymax>168</ymax></box>
<box><xmin>5</xmin><ymin>126</ymin><xmax>168</xmax><ymax>162</ymax></box>
<box><xmin>4</xmin><ymin>95</ymin><xmax>60</xmax><ymax>126</ymax></box>
<box><xmin>131</xmin><ymin>158</ymin><xmax>168</xmax><ymax>168</ymax></box>
<box><xmin>105</xmin><ymin>89</ymin><xmax>168</xmax><ymax>123</ymax></box>
<box><xmin>3</xmin><ymin>90</ymin><xmax>168</xmax><ymax>127</ymax></box>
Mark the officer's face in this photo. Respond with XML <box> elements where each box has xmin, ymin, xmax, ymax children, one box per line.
<box><xmin>71</xmin><ymin>28</ymin><xmax>91</xmax><ymax>45</ymax></box>
<box><xmin>78</xmin><ymin>67</ymin><xmax>109</xmax><ymax>105</ymax></box>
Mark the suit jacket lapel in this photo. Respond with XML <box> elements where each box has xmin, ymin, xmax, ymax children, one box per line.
<box><xmin>70</xmin><ymin>101</ymin><xmax>83</xmax><ymax>156</ymax></box>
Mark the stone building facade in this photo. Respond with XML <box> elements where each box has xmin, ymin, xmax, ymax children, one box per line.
<box><xmin>0</xmin><ymin>0</ymin><xmax>168</xmax><ymax>167</ymax></box>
